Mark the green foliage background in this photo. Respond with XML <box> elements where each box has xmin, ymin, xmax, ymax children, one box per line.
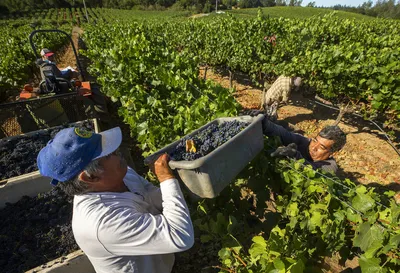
<box><xmin>81</xmin><ymin>14</ymin><xmax>400</xmax><ymax>272</ymax></box>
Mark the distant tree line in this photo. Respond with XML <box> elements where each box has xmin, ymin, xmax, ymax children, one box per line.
<box><xmin>0</xmin><ymin>0</ymin><xmax>399</xmax><ymax>19</ymax></box>
<box><xmin>328</xmin><ymin>0</ymin><xmax>400</xmax><ymax>19</ymax></box>
<box><xmin>0</xmin><ymin>0</ymin><xmax>303</xmax><ymax>14</ymax></box>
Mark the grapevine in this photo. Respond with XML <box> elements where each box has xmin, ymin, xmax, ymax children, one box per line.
<box><xmin>0</xmin><ymin>8</ymin><xmax>399</xmax><ymax>273</ymax></box>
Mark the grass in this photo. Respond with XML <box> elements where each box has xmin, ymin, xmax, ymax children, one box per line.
<box><xmin>225</xmin><ymin>6</ymin><xmax>376</xmax><ymax>20</ymax></box>
<box><xmin>112</xmin><ymin>7</ymin><xmax>375</xmax><ymax>21</ymax></box>
<box><xmin>98</xmin><ymin>8</ymin><xmax>191</xmax><ymax>20</ymax></box>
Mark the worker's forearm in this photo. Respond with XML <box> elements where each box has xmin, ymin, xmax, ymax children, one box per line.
<box><xmin>160</xmin><ymin>179</ymin><xmax>194</xmax><ymax>250</ymax></box>
<box><xmin>263</xmin><ymin>119</ymin><xmax>306</xmax><ymax>146</ymax></box>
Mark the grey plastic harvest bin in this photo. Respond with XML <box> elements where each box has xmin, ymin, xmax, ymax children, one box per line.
<box><xmin>144</xmin><ymin>114</ymin><xmax>265</xmax><ymax>199</ymax></box>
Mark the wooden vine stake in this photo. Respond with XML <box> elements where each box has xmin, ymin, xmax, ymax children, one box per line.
<box><xmin>261</xmin><ymin>85</ymin><xmax>267</xmax><ymax>110</ymax></box>
<box><xmin>203</xmin><ymin>66</ymin><xmax>208</xmax><ymax>80</ymax></box>
<box><xmin>333</xmin><ymin>103</ymin><xmax>351</xmax><ymax>126</ymax></box>
<box><xmin>229</xmin><ymin>70</ymin><xmax>233</xmax><ymax>89</ymax></box>
<box><xmin>261</xmin><ymin>80</ymin><xmax>272</xmax><ymax>110</ymax></box>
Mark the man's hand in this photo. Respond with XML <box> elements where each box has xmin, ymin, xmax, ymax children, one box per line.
<box><xmin>240</xmin><ymin>102</ymin><xmax>279</xmax><ymax>133</ymax></box>
<box><xmin>241</xmin><ymin>102</ymin><xmax>278</xmax><ymax>121</ymax></box>
<box><xmin>271</xmin><ymin>143</ymin><xmax>298</xmax><ymax>158</ymax></box>
<box><xmin>241</xmin><ymin>109</ymin><xmax>263</xmax><ymax>117</ymax></box>
<box><xmin>240</xmin><ymin>109</ymin><xmax>268</xmax><ymax>132</ymax></box>
<box><xmin>264</xmin><ymin>101</ymin><xmax>278</xmax><ymax>122</ymax></box>
<box><xmin>150</xmin><ymin>154</ymin><xmax>175</xmax><ymax>183</ymax></box>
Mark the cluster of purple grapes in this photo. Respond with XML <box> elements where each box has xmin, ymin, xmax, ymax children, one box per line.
<box><xmin>170</xmin><ymin>120</ymin><xmax>249</xmax><ymax>161</ymax></box>
<box><xmin>0</xmin><ymin>187</ymin><xmax>78</xmax><ymax>273</ymax></box>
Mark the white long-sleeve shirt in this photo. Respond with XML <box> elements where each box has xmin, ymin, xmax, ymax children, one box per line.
<box><xmin>72</xmin><ymin>167</ymin><xmax>194</xmax><ymax>273</ymax></box>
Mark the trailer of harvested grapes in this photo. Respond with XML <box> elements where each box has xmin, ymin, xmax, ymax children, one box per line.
<box><xmin>0</xmin><ymin>120</ymin><xmax>98</xmax><ymax>273</ymax></box>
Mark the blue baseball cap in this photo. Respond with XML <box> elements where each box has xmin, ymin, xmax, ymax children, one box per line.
<box><xmin>37</xmin><ymin>127</ymin><xmax>122</xmax><ymax>186</ymax></box>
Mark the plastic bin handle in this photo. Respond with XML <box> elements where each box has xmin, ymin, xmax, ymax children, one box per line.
<box><xmin>143</xmin><ymin>154</ymin><xmax>158</xmax><ymax>166</ymax></box>
<box><xmin>143</xmin><ymin>155</ymin><xmax>181</xmax><ymax>170</ymax></box>
<box><xmin>168</xmin><ymin>159</ymin><xmax>203</xmax><ymax>170</ymax></box>
<box><xmin>143</xmin><ymin>153</ymin><xmax>179</xmax><ymax>170</ymax></box>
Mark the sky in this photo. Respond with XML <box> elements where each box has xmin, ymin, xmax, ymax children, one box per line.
<box><xmin>302</xmin><ymin>0</ymin><xmax>370</xmax><ymax>7</ymax></box>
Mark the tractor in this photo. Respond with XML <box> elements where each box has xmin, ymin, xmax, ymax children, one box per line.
<box><xmin>0</xmin><ymin>29</ymin><xmax>109</xmax><ymax>138</ymax></box>
<box><xmin>19</xmin><ymin>29</ymin><xmax>92</xmax><ymax>100</ymax></box>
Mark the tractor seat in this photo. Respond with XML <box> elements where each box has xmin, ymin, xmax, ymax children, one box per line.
<box><xmin>37</xmin><ymin>61</ymin><xmax>72</xmax><ymax>94</ymax></box>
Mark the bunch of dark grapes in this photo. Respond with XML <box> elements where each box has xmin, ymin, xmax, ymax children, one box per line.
<box><xmin>170</xmin><ymin>120</ymin><xmax>249</xmax><ymax>161</ymax></box>
<box><xmin>0</xmin><ymin>187</ymin><xmax>78</xmax><ymax>273</ymax></box>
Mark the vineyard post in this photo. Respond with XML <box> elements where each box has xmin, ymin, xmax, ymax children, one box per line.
<box><xmin>83</xmin><ymin>0</ymin><xmax>90</xmax><ymax>24</ymax></box>
<box><xmin>216</xmin><ymin>0</ymin><xmax>218</xmax><ymax>13</ymax></box>
<box><xmin>261</xmin><ymin>86</ymin><xmax>266</xmax><ymax>110</ymax></box>
<box><xmin>229</xmin><ymin>69</ymin><xmax>233</xmax><ymax>89</ymax></box>
<box><xmin>333</xmin><ymin>103</ymin><xmax>350</xmax><ymax>126</ymax></box>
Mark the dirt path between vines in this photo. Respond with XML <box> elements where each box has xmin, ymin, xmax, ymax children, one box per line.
<box><xmin>57</xmin><ymin>26</ymin><xmax>82</xmax><ymax>71</ymax></box>
<box><xmin>199</xmin><ymin>67</ymin><xmax>400</xmax><ymax>273</ymax></box>
<box><xmin>199</xmin><ymin>67</ymin><xmax>400</xmax><ymax>202</ymax></box>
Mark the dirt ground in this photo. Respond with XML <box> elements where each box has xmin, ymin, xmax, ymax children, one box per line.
<box><xmin>57</xmin><ymin>27</ymin><xmax>83</xmax><ymax>70</ymax></box>
<box><xmin>199</xmin><ymin>67</ymin><xmax>400</xmax><ymax>201</ymax></box>
<box><xmin>190</xmin><ymin>13</ymin><xmax>210</xmax><ymax>18</ymax></box>
<box><xmin>199</xmin><ymin>67</ymin><xmax>400</xmax><ymax>272</ymax></box>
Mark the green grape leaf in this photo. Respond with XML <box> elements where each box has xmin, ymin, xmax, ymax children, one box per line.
<box><xmin>218</xmin><ymin>248</ymin><xmax>231</xmax><ymax>260</ymax></box>
<box><xmin>352</xmin><ymin>191</ymin><xmax>375</xmax><ymax>213</ymax></box>
<box><xmin>346</xmin><ymin>208</ymin><xmax>363</xmax><ymax>223</ymax></box>
<box><xmin>287</xmin><ymin>202</ymin><xmax>299</xmax><ymax>217</ymax></box>
<box><xmin>249</xmin><ymin>236</ymin><xmax>267</xmax><ymax>259</ymax></box>
<box><xmin>354</xmin><ymin>223</ymin><xmax>384</xmax><ymax>258</ymax></box>
<box><xmin>380</xmin><ymin>234</ymin><xmax>400</xmax><ymax>254</ymax></box>
<box><xmin>151</xmin><ymin>79</ymin><xmax>161</xmax><ymax>86</ymax></box>
<box><xmin>273</xmin><ymin>258</ymin><xmax>285</xmax><ymax>270</ymax></box>
<box><xmin>223</xmin><ymin>258</ymin><xmax>232</xmax><ymax>267</ymax></box>
<box><xmin>200</xmin><ymin>235</ymin><xmax>213</xmax><ymax>243</ymax></box>
<box><xmin>287</xmin><ymin>259</ymin><xmax>305</xmax><ymax>273</ymax></box>
<box><xmin>309</xmin><ymin>211</ymin><xmax>323</xmax><ymax>229</ymax></box>
<box><xmin>359</xmin><ymin>255</ymin><xmax>387</xmax><ymax>273</ymax></box>
<box><xmin>252</xmin><ymin>236</ymin><xmax>267</xmax><ymax>247</ymax></box>
<box><xmin>249</xmin><ymin>244</ymin><xmax>267</xmax><ymax>259</ymax></box>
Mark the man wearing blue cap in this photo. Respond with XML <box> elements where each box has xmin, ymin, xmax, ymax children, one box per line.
<box><xmin>37</xmin><ymin>126</ymin><xmax>194</xmax><ymax>273</ymax></box>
